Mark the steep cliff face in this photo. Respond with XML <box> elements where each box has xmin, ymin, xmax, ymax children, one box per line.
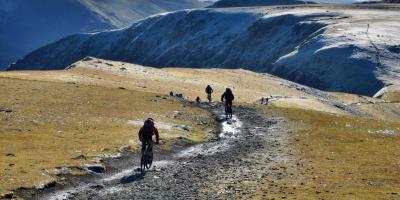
<box><xmin>8</xmin><ymin>6</ymin><xmax>400</xmax><ymax>96</ymax></box>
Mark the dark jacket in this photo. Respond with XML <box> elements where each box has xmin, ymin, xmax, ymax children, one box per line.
<box><xmin>205</xmin><ymin>86</ymin><xmax>213</xmax><ymax>94</ymax></box>
<box><xmin>221</xmin><ymin>90</ymin><xmax>234</xmax><ymax>102</ymax></box>
<box><xmin>138</xmin><ymin>125</ymin><xmax>159</xmax><ymax>142</ymax></box>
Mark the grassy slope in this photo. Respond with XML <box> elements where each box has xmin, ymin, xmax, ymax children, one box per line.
<box><xmin>1</xmin><ymin>58</ymin><xmax>372</xmax><ymax>114</ymax></box>
<box><xmin>255</xmin><ymin>106</ymin><xmax>400</xmax><ymax>199</ymax></box>
<box><xmin>0</xmin><ymin>77</ymin><xmax>214</xmax><ymax>195</ymax></box>
<box><xmin>1</xmin><ymin>58</ymin><xmax>399</xmax><ymax>197</ymax></box>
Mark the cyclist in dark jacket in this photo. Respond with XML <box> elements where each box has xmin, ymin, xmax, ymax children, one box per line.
<box><xmin>221</xmin><ymin>88</ymin><xmax>234</xmax><ymax>107</ymax></box>
<box><xmin>205</xmin><ymin>85</ymin><xmax>213</xmax><ymax>102</ymax></box>
<box><xmin>138</xmin><ymin>118</ymin><xmax>160</xmax><ymax>152</ymax></box>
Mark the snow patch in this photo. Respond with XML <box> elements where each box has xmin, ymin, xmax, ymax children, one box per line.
<box><xmin>176</xmin><ymin>115</ymin><xmax>243</xmax><ymax>158</ymax></box>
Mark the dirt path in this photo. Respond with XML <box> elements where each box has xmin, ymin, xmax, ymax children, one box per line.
<box><xmin>29</xmin><ymin>103</ymin><xmax>291</xmax><ymax>200</ymax></box>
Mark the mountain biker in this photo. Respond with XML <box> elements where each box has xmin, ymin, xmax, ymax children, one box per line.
<box><xmin>205</xmin><ymin>85</ymin><xmax>213</xmax><ymax>102</ymax></box>
<box><xmin>138</xmin><ymin>118</ymin><xmax>160</xmax><ymax>153</ymax></box>
<box><xmin>221</xmin><ymin>88</ymin><xmax>234</xmax><ymax>108</ymax></box>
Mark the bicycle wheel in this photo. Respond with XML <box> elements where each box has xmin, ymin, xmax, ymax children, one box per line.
<box><xmin>140</xmin><ymin>154</ymin><xmax>146</xmax><ymax>174</ymax></box>
<box><xmin>145</xmin><ymin>151</ymin><xmax>153</xmax><ymax>169</ymax></box>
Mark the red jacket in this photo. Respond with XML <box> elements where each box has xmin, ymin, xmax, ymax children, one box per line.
<box><xmin>138</xmin><ymin>125</ymin><xmax>159</xmax><ymax>142</ymax></box>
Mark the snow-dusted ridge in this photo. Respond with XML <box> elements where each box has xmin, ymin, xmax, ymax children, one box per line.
<box><xmin>8</xmin><ymin>5</ymin><xmax>400</xmax><ymax>96</ymax></box>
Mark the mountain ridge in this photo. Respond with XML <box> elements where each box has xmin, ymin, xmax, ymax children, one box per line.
<box><xmin>208</xmin><ymin>0</ymin><xmax>316</xmax><ymax>8</ymax></box>
<box><xmin>8</xmin><ymin>5</ymin><xmax>400</xmax><ymax>96</ymax></box>
<box><xmin>0</xmin><ymin>0</ymin><xmax>205</xmax><ymax>69</ymax></box>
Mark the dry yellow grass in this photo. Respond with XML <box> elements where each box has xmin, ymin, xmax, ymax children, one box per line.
<box><xmin>1</xmin><ymin>58</ymin><xmax>399</xmax><ymax>198</ymax></box>
<box><xmin>0</xmin><ymin>77</ymin><xmax>214</xmax><ymax>195</ymax></box>
<box><xmin>383</xmin><ymin>91</ymin><xmax>400</xmax><ymax>103</ymax></box>
<box><xmin>0</xmin><ymin>58</ymin><xmax>366</xmax><ymax>115</ymax></box>
<box><xmin>255</xmin><ymin>106</ymin><xmax>400</xmax><ymax>199</ymax></box>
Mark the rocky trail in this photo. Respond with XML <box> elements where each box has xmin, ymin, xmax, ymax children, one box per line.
<box><xmin>26</xmin><ymin>103</ymin><xmax>291</xmax><ymax>200</ymax></box>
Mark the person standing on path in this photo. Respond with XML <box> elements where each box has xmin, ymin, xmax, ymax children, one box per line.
<box><xmin>205</xmin><ymin>85</ymin><xmax>214</xmax><ymax>102</ymax></box>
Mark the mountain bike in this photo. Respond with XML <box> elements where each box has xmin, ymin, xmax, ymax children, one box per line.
<box><xmin>225</xmin><ymin>103</ymin><xmax>233</xmax><ymax>119</ymax></box>
<box><xmin>140</xmin><ymin>140</ymin><xmax>153</xmax><ymax>174</ymax></box>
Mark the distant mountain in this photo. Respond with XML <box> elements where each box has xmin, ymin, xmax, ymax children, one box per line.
<box><xmin>382</xmin><ymin>0</ymin><xmax>400</xmax><ymax>2</ymax></box>
<box><xmin>0</xmin><ymin>0</ymin><xmax>205</xmax><ymax>70</ymax></box>
<box><xmin>208</xmin><ymin>0</ymin><xmax>315</xmax><ymax>8</ymax></box>
<box><xmin>8</xmin><ymin>6</ymin><xmax>400</xmax><ymax>96</ymax></box>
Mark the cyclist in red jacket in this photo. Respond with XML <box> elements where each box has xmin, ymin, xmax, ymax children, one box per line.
<box><xmin>138</xmin><ymin>118</ymin><xmax>160</xmax><ymax>152</ymax></box>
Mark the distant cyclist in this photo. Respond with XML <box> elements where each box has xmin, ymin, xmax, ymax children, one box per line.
<box><xmin>138</xmin><ymin>118</ymin><xmax>160</xmax><ymax>154</ymax></box>
<box><xmin>205</xmin><ymin>85</ymin><xmax>214</xmax><ymax>102</ymax></box>
<box><xmin>221</xmin><ymin>88</ymin><xmax>234</xmax><ymax>117</ymax></box>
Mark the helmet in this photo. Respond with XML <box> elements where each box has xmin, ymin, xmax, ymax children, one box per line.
<box><xmin>144</xmin><ymin>118</ymin><xmax>154</xmax><ymax>127</ymax></box>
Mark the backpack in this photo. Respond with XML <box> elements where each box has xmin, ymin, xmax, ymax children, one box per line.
<box><xmin>206</xmin><ymin>86</ymin><xmax>212</xmax><ymax>94</ymax></box>
<box><xmin>225</xmin><ymin>89</ymin><xmax>234</xmax><ymax>101</ymax></box>
<box><xmin>142</xmin><ymin>120</ymin><xmax>155</xmax><ymax>138</ymax></box>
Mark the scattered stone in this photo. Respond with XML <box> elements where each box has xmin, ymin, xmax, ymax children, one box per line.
<box><xmin>72</xmin><ymin>155</ymin><xmax>86</xmax><ymax>160</ymax></box>
<box><xmin>35</xmin><ymin>180</ymin><xmax>56</xmax><ymax>190</ymax></box>
<box><xmin>118</xmin><ymin>87</ymin><xmax>126</xmax><ymax>90</ymax></box>
<box><xmin>118</xmin><ymin>145</ymin><xmax>131</xmax><ymax>153</ymax></box>
<box><xmin>120</xmin><ymin>67</ymin><xmax>127</xmax><ymax>71</ymax></box>
<box><xmin>82</xmin><ymin>56</ymin><xmax>94</xmax><ymax>61</ymax></box>
<box><xmin>90</xmin><ymin>184</ymin><xmax>104</xmax><ymax>189</ymax></box>
<box><xmin>0</xmin><ymin>108</ymin><xmax>13</xmax><ymax>113</ymax></box>
<box><xmin>83</xmin><ymin>164</ymin><xmax>105</xmax><ymax>174</ymax></box>
<box><xmin>2</xmin><ymin>192</ymin><xmax>13</xmax><ymax>199</ymax></box>
<box><xmin>5</xmin><ymin>153</ymin><xmax>15</xmax><ymax>157</ymax></box>
<box><xmin>173</xmin><ymin>125</ymin><xmax>191</xmax><ymax>131</ymax></box>
<box><xmin>176</xmin><ymin>135</ymin><xmax>188</xmax><ymax>140</ymax></box>
<box><xmin>175</xmin><ymin>93</ymin><xmax>184</xmax><ymax>98</ymax></box>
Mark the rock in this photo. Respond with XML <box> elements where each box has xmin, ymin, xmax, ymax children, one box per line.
<box><xmin>5</xmin><ymin>153</ymin><xmax>15</xmax><ymax>157</ymax></box>
<box><xmin>56</xmin><ymin>166</ymin><xmax>71</xmax><ymax>175</ymax></box>
<box><xmin>173</xmin><ymin>125</ymin><xmax>191</xmax><ymax>131</ymax></box>
<box><xmin>175</xmin><ymin>93</ymin><xmax>184</xmax><ymax>98</ymax></box>
<box><xmin>35</xmin><ymin>180</ymin><xmax>56</xmax><ymax>190</ymax></box>
<box><xmin>118</xmin><ymin>145</ymin><xmax>131</xmax><ymax>153</ymax></box>
<box><xmin>2</xmin><ymin>192</ymin><xmax>13</xmax><ymax>199</ymax></box>
<box><xmin>90</xmin><ymin>184</ymin><xmax>104</xmax><ymax>189</ymax></box>
<box><xmin>72</xmin><ymin>155</ymin><xmax>86</xmax><ymax>160</ymax></box>
<box><xmin>82</xmin><ymin>56</ymin><xmax>94</xmax><ymax>61</ymax></box>
<box><xmin>118</xmin><ymin>87</ymin><xmax>126</xmax><ymax>90</ymax></box>
<box><xmin>82</xmin><ymin>164</ymin><xmax>105</xmax><ymax>173</ymax></box>
<box><xmin>176</xmin><ymin>135</ymin><xmax>188</xmax><ymax>140</ymax></box>
<box><xmin>0</xmin><ymin>109</ymin><xmax>13</xmax><ymax>113</ymax></box>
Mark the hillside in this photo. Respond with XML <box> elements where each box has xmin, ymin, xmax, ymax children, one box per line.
<box><xmin>9</xmin><ymin>5</ymin><xmax>400</xmax><ymax>96</ymax></box>
<box><xmin>0</xmin><ymin>0</ymin><xmax>205</xmax><ymax>70</ymax></box>
<box><xmin>1</xmin><ymin>58</ymin><xmax>400</xmax><ymax>198</ymax></box>
<box><xmin>209</xmin><ymin>0</ymin><xmax>315</xmax><ymax>8</ymax></box>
